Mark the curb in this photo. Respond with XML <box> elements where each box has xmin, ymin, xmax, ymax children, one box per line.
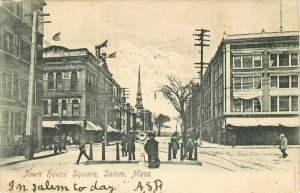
<box><xmin>85</xmin><ymin>160</ymin><xmax>202</xmax><ymax>166</ymax></box>
<box><xmin>0</xmin><ymin>151</ymin><xmax>64</xmax><ymax>168</ymax></box>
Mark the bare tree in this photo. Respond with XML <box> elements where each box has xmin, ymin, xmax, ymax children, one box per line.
<box><xmin>159</xmin><ymin>75</ymin><xmax>194</xmax><ymax>144</ymax></box>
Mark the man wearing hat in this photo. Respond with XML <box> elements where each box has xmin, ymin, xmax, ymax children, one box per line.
<box><xmin>144</xmin><ymin>132</ymin><xmax>160</xmax><ymax>168</ymax></box>
<box><xmin>276</xmin><ymin>134</ymin><xmax>288</xmax><ymax>158</ymax></box>
<box><xmin>127</xmin><ymin>130</ymin><xmax>136</xmax><ymax>160</ymax></box>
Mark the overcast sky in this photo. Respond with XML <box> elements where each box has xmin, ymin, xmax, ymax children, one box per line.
<box><xmin>43</xmin><ymin>0</ymin><xmax>299</xmax><ymax>125</ymax></box>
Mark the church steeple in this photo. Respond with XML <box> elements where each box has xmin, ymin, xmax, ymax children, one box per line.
<box><xmin>135</xmin><ymin>66</ymin><xmax>143</xmax><ymax>113</ymax></box>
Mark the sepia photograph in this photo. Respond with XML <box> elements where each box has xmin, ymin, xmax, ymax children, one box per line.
<box><xmin>0</xmin><ymin>0</ymin><xmax>299</xmax><ymax>192</ymax></box>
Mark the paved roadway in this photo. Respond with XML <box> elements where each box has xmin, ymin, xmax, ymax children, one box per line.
<box><xmin>0</xmin><ymin>137</ymin><xmax>299</xmax><ymax>193</ymax></box>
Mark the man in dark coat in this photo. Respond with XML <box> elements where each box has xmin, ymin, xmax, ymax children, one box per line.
<box><xmin>127</xmin><ymin>130</ymin><xmax>136</xmax><ymax>160</ymax></box>
<box><xmin>76</xmin><ymin>121</ymin><xmax>91</xmax><ymax>164</ymax></box>
<box><xmin>121</xmin><ymin>134</ymin><xmax>128</xmax><ymax>157</ymax></box>
<box><xmin>170</xmin><ymin>132</ymin><xmax>179</xmax><ymax>159</ymax></box>
<box><xmin>144</xmin><ymin>132</ymin><xmax>160</xmax><ymax>168</ymax></box>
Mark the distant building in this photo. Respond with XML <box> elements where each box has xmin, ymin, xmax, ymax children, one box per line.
<box><xmin>135</xmin><ymin>66</ymin><xmax>144</xmax><ymax>129</ymax></box>
<box><xmin>0</xmin><ymin>0</ymin><xmax>46</xmax><ymax>157</ymax></box>
<box><xmin>200</xmin><ymin>31</ymin><xmax>299</xmax><ymax>145</ymax></box>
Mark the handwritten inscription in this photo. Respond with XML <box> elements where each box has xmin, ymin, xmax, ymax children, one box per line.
<box><xmin>8</xmin><ymin>180</ymin><xmax>117</xmax><ymax>193</ymax></box>
<box><xmin>13</xmin><ymin>169</ymin><xmax>161</xmax><ymax>192</ymax></box>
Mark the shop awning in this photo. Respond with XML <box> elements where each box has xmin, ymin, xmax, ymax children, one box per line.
<box><xmin>86</xmin><ymin>121</ymin><xmax>102</xmax><ymax>131</ymax></box>
<box><xmin>107</xmin><ymin>125</ymin><xmax>120</xmax><ymax>132</ymax></box>
<box><xmin>42</xmin><ymin>121</ymin><xmax>59</xmax><ymax>128</ymax></box>
<box><xmin>42</xmin><ymin>121</ymin><xmax>102</xmax><ymax>131</ymax></box>
<box><xmin>226</xmin><ymin>117</ymin><xmax>299</xmax><ymax>127</ymax></box>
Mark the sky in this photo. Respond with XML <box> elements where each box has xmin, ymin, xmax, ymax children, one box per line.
<box><xmin>43</xmin><ymin>0</ymin><xmax>299</xmax><ymax>127</ymax></box>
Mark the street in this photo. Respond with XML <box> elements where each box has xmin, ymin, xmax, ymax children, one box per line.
<box><xmin>0</xmin><ymin>137</ymin><xmax>299</xmax><ymax>193</ymax></box>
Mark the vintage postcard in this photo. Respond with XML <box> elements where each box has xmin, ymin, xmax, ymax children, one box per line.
<box><xmin>0</xmin><ymin>0</ymin><xmax>299</xmax><ymax>193</ymax></box>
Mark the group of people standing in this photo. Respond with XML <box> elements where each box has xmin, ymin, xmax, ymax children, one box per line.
<box><xmin>120</xmin><ymin>130</ymin><xmax>136</xmax><ymax>160</ymax></box>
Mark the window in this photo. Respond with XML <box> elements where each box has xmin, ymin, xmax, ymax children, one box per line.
<box><xmin>271</xmin><ymin>76</ymin><xmax>277</xmax><ymax>88</ymax></box>
<box><xmin>43</xmin><ymin>100</ymin><xmax>48</xmax><ymax>115</ymax></box>
<box><xmin>254</xmin><ymin>76</ymin><xmax>261</xmax><ymax>89</ymax></box>
<box><xmin>291</xmin><ymin>75</ymin><xmax>298</xmax><ymax>88</ymax></box>
<box><xmin>254</xmin><ymin>98</ymin><xmax>261</xmax><ymax>112</ymax></box>
<box><xmin>56</xmin><ymin>72</ymin><xmax>63</xmax><ymax>90</ymax></box>
<box><xmin>20</xmin><ymin>78</ymin><xmax>28</xmax><ymax>102</ymax></box>
<box><xmin>233</xmin><ymin>99</ymin><xmax>241</xmax><ymax>112</ymax></box>
<box><xmin>62</xmin><ymin>99</ymin><xmax>67</xmax><ymax>115</ymax></box>
<box><xmin>72</xmin><ymin>99</ymin><xmax>79</xmax><ymax>115</ymax></box>
<box><xmin>291</xmin><ymin>53</ymin><xmax>298</xmax><ymax>66</ymax></box>
<box><xmin>279</xmin><ymin>54</ymin><xmax>289</xmax><ymax>67</ymax></box>
<box><xmin>71</xmin><ymin>71</ymin><xmax>77</xmax><ymax>90</ymax></box>
<box><xmin>271</xmin><ymin>97</ymin><xmax>277</xmax><ymax>112</ymax></box>
<box><xmin>242</xmin><ymin>77</ymin><xmax>253</xmax><ymax>89</ymax></box>
<box><xmin>13</xmin><ymin>74</ymin><xmax>19</xmax><ymax>100</ymax></box>
<box><xmin>270</xmin><ymin>53</ymin><xmax>299</xmax><ymax>67</ymax></box>
<box><xmin>48</xmin><ymin>73</ymin><xmax>54</xmax><ymax>90</ymax></box>
<box><xmin>233</xmin><ymin>77</ymin><xmax>241</xmax><ymax>90</ymax></box>
<box><xmin>242</xmin><ymin>55</ymin><xmax>253</xmax><ymax>68</ymax></box>
<box><xmin>243</xmin><ymin>99</ymin><xmax>253</xmax><ymax>112</ymax></box>
<box><xmin>3</xmin><ymin>72</ymin><xmax>12</xmax><ymax>99</ymax></box>
<box><xmin>279</xmin><ymin>96</ymin><xmax>289</xmax><ymax>111</ymax></box>
<box><xmin>234</xmin><ymin>55</ymin><xmax>241</xmax><ymax>68</ymax></box>
<box><xmin>15</xmin><ymin>112</ymin><xmax>22</xmax><ymax>135</ymax></box>
<box><xmin>270</xmin><ymin>54</ymin><xmax>277</xmax><ymax>67</ymax></box>
<box><xmin>13</xmin><ymin>35</ymin><xmax>20</xmax><ymax>57</ymax></box>
<box><xmin>20</xmin><ymin>38</ymin><xmax>31</xmax><ymax>62</ymax></box>
<box><xmin>253</xmin><ymin>55</ymin><xmax>262</xmax><ymax>67</ymax></box>
<box><xmin>51</xmin><ymin>98</ymin><xmax>58</xmax><ymax>115</ymax></box>
<box><xmin>3</xmin><ymin>29</ymin><xmax>13</xmax><ymax>54</ymax></box>
<box><xmin>291</xmin><ymin>96</ymin><xmax>298</xmax><ymax>111</ymax></box>
<box><xmin>279</xmin><ymin>76</ymin><xmax>289</xmax><ymax>88</ymax></box>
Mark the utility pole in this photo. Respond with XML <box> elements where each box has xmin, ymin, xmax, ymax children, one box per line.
<box><xmin>25</xmin><ymin>8</ymin><xmax>50</xmax><ymax>159</ymax></box>
<box><xmin>193</xmin><ymin>28</ymin><xmax>210</xmax><ymax>147</ymax></box>
<box><xmin>194</xmin><ymin>29</ymin><xmax>210</xmax><ymax>83</ymax></box>
<box><xmin>121</xmin><ymin>88</ymin><xmax>129</xmax><ymax>133</ymax></box>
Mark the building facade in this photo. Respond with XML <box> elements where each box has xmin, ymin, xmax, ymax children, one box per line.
<box><xmin>0</xmin><ymin>0</ymin><xmax>46</xmax><ymax>157</ymax></box>
<box><xmin>200</xmin><ymin>31</ymin><xmax>299</xmax><ymax>145</ymax></box>
<box><xmin>42</xmin><ymin>46</ymin><xmax>123</xmax><ymax>141</ymax></box>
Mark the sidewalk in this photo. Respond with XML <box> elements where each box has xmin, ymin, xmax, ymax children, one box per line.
<box><xmin>0</xmin><ymin>149</ymin><xmax>57</xmax><ymax>167</ymax></box>
<box><xmin>199</xmin><ymin>140</ymin><xmax>300</xmax><ymax>149</ymax></box>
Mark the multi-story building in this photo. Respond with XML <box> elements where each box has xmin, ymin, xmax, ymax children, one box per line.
<box><xmin>200</xmin><ymin>31</ymin><xmax>299</xmax><ymax>145</ymax></box>
<box><xmin>0</xmin><ymin>0</ymin><xmax>46</xmax><ymax>157</ymax></box>
<box><xmin>42</xmin><ymin>45</ymin><xmax>123</xmax><ymax>141</ymax></box>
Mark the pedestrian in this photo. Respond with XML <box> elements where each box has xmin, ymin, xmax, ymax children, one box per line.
<box><xmin>170</xmin><ymin>132</ymin><xmax>179</xmax><ymax>159</ymax></box>
<box><xmin>144</xmin><ymin>132</ymin><xmax>160</xmax><ymax>168</ymax></box>
<box><xmin>186</xmin><ymin>137</ymin><xmax>195</xmax><ymax>160</ymax></box>
<box><xmin>53</xmin><ymin>131</ymin><xmax>61</xmax><ymax>155</ymax></box>
<box><xmin>61</xmin><ymin>133</ymin><xmax>67</xmax><ymax>151</ymax></box>
<box><xmin>121</xmin><ymin>134</ymin><xmax>128</xmax><ymax>157</ymax></box>
<box><xmin>67</xmin><ymin>133</ymin><xmax>73</xmax><ymax>145</ymax></box>
<box><xmin>76</xmin><ymin>121</ymin><xmax>91</xmax><ymax>164</ymax></box>
<box><xmin>231</xmin><ymin>134</ymin><xmax>237</xmax><ymax>148</ymax></box>
<box><xmin>275</xmin><ymin>134</ymin><xmax>288</xmax><ymax>158</ymax></box>
<box><xmin>127</xmin><ymin>130</ymin><xmax>136</xmax><ymax>160</ymax></box>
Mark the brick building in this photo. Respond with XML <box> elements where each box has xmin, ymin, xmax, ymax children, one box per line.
<box><xmin>200</xmin><ymin>31</ymin><xmax>299</xmax><ymax>145</ymax></box>
<box><xmin>0</xmin><ymin>0</ymin><xmax>46</xmax><ymax>156</ymax></box>
<box><xmin>42</xmin><ymin>45</ymin><xmax>123</xmax><ymax>142</ymax></box>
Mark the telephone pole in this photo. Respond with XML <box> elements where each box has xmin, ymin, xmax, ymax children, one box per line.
<box><xmin>25</xmin><ymin>8</ymin><xmax>50</xmax><ymax>159</ymax></box>
<box><xmin>193</xmin><ymin>28</ymin><xmax>210</xmax><ymax>147</ymax></box>
<box><xmin>121</xmin><ymin>88</ymin><xmax>129</xmax><ymax>133</ymax></box>
<box><xmin>194</xmin><ymin>29</ymin><xmax>210</xmax><ymax>83</ymax></box>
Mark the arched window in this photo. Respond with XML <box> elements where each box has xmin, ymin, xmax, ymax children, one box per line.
<box><xmin>71</xmin><ymin>71</ymin><xmax>77</xmax><ymax>90</ymax></box>
<box><xmin>56</xmin><ymin>72</ymin><xmax>63</xmax><ymax>90</ymax></box>
<box><xmin>48</xmin><ymin>72</ymin><xmax>54</xmax><ymax>89</ymax></box>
